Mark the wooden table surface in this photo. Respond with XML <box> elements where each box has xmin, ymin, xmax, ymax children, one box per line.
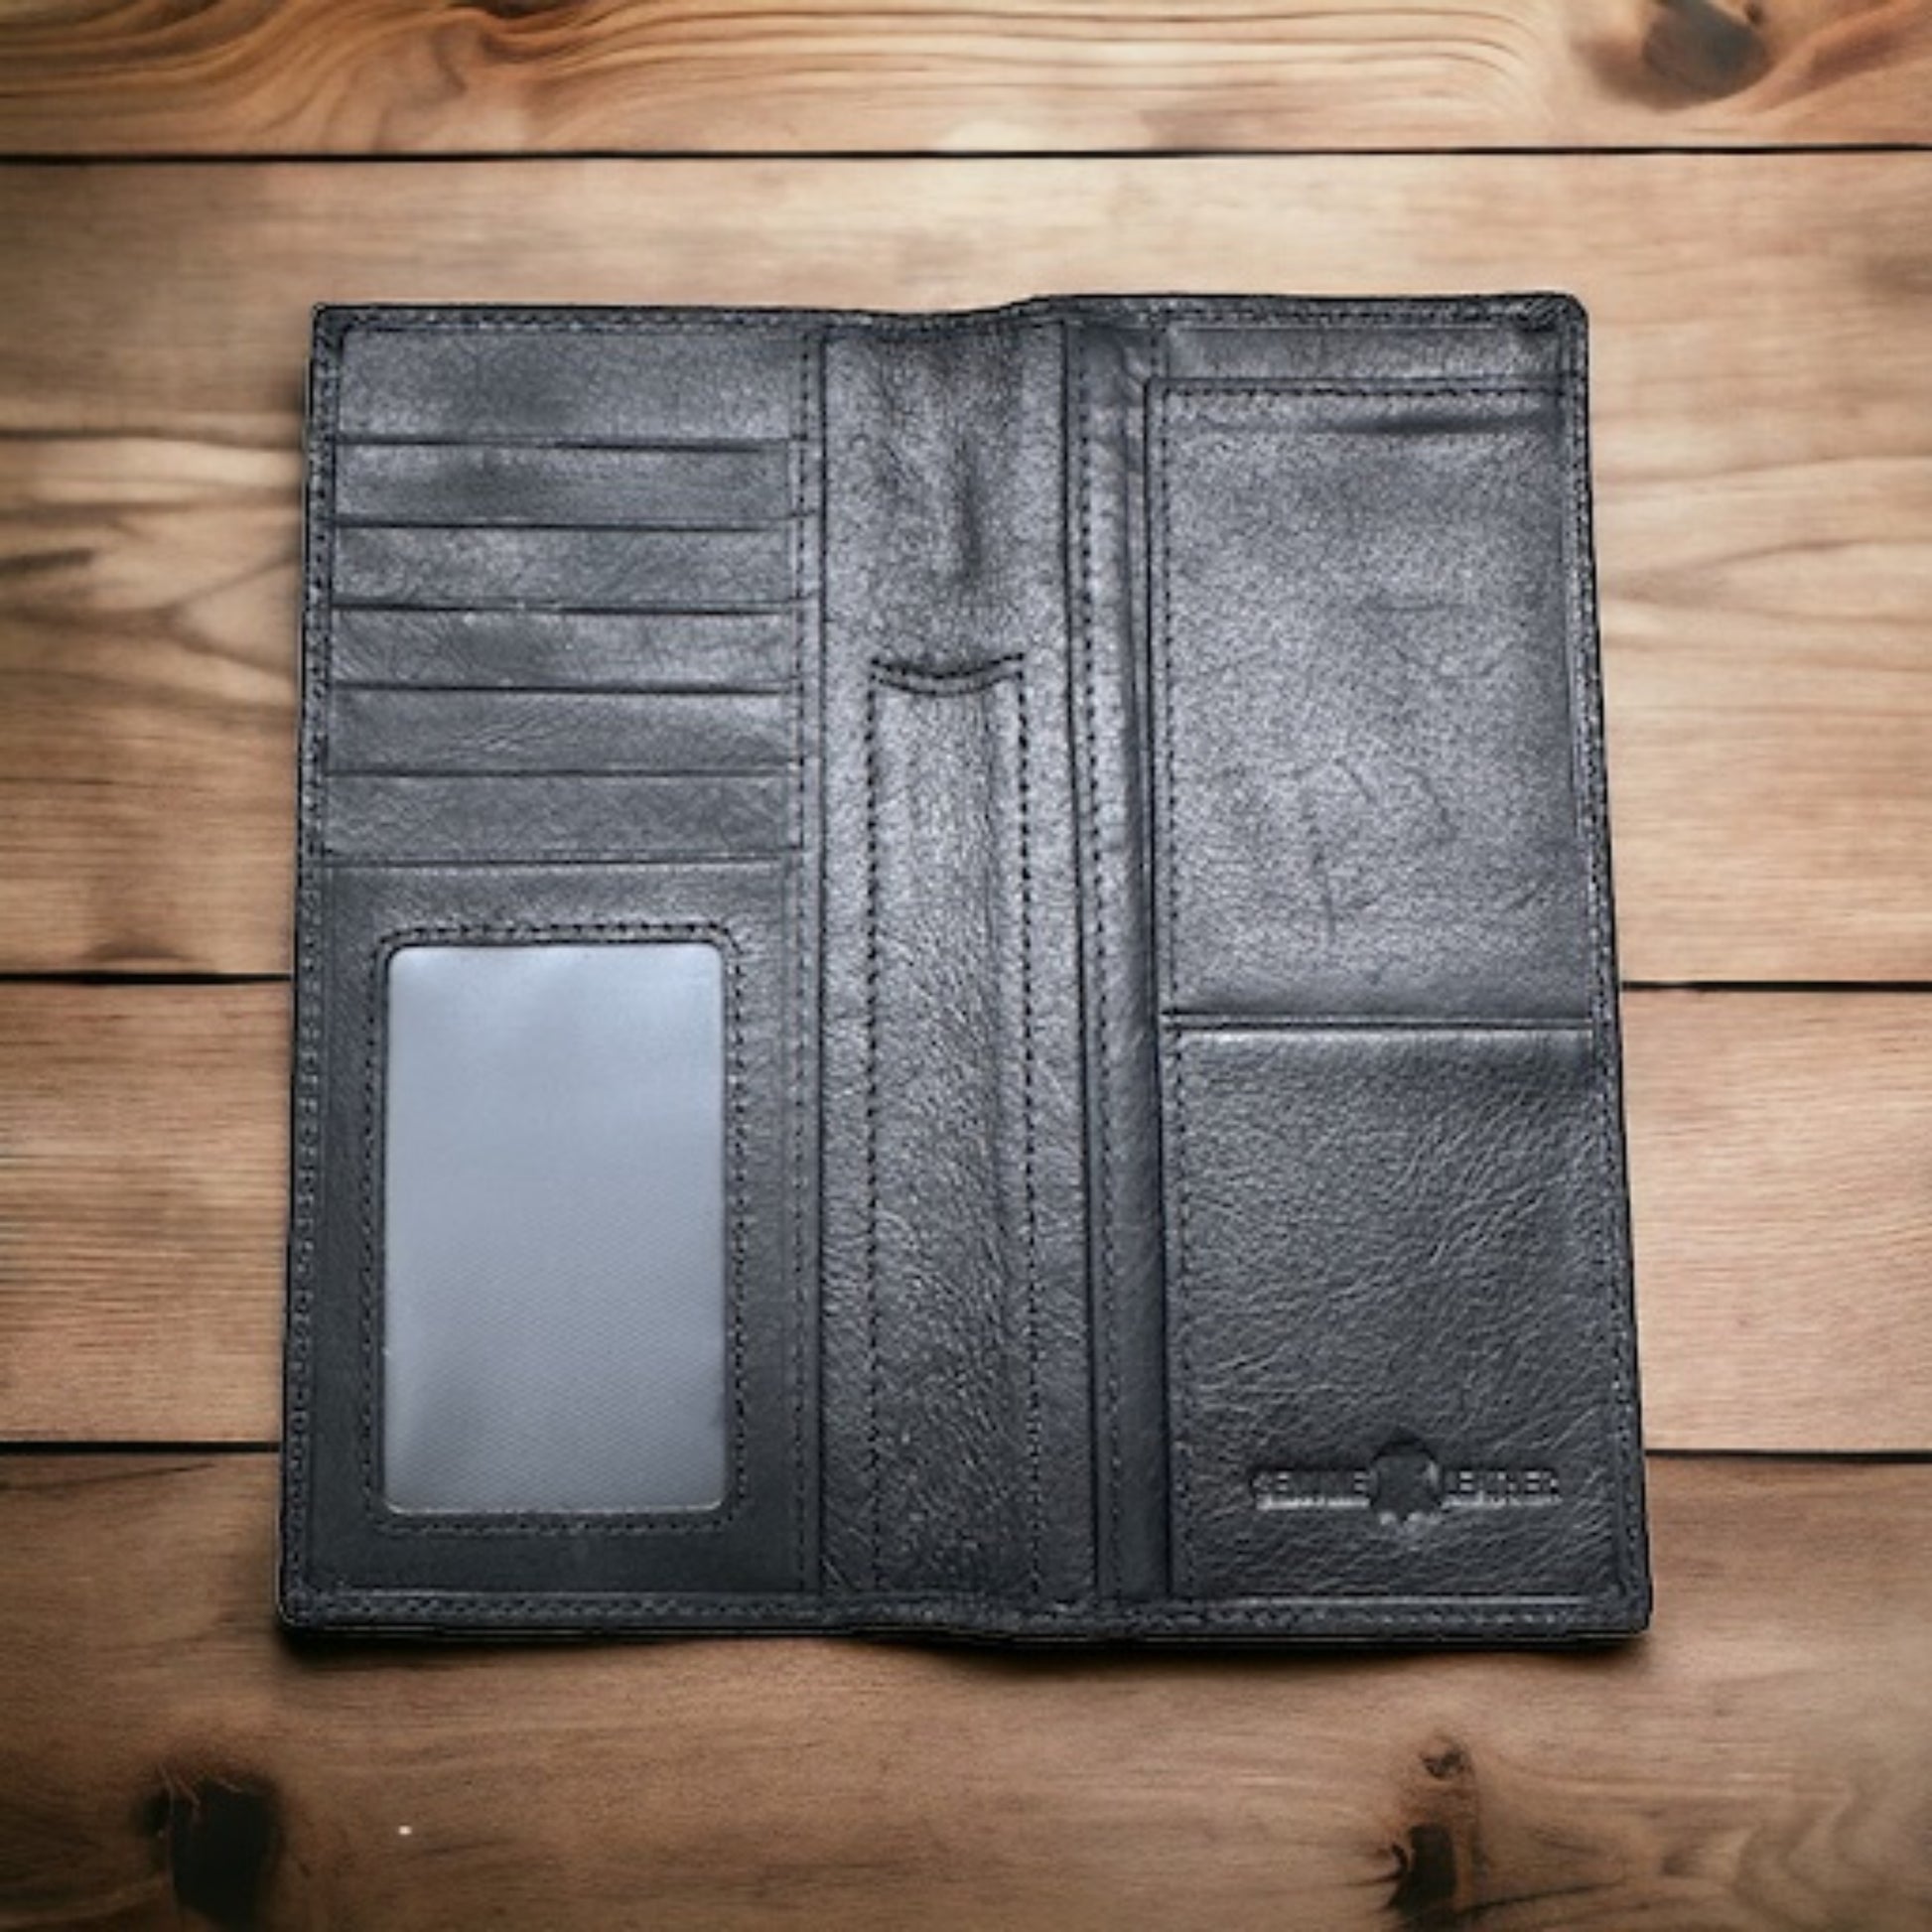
<box><xmin>2</xmin><ymin>3</ymin><xmax>1929</xmax><ymax>1926</ymax></box>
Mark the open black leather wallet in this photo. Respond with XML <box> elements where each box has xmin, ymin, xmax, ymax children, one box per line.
<box><xmin>280</xmin><ymin>294</ymin><xmax>1650</xmax><ymax>1641</ymax></box>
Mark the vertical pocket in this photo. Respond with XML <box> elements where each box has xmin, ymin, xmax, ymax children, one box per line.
<box><xmin>861</xmin><ymin>658</ymin><xmax>1041</xmax><ymax>1598</ymax></box>
<box><xmin>285</xmin><ymin>316</ymin><xmax>818</xmax><ymax>1622</ymax></box>
<box><xmin>1147</xmin><ymin>376</ymin><xmax>1642</xmax><ymax>1624</ymax></box>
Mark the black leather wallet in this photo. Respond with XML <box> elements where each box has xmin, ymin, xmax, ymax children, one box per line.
<box><xmin>280</xmin><ymin>295</ymin><xmax>1650</xmax><ymax>1641</ymax></box>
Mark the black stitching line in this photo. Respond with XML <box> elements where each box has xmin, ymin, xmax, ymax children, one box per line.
<box><xmin>1071</xmin><ymin>329</ymin><xmax>1121</xmax><ymax>1607</ymax></box>
<box><xmin>281</xmin><ymin>313</ymin><xmax>345</xmax><ymax>1602</ymax></box>
<box><xmin>323</xmin><ymin>295</ymin><xmax>1574</xmax><ymax>345</ymax></box>
<box><xmin>1015</xmin><ymin>663</ymin><xmax>1043</xmax><ymax>1604</ymax></box>
<box><xmin>1162</xmin><ymin>381</ymin><xmax>1558</xmax><ymax>402</ymax></box>
<box><xmin>811</xmin><ymin>327</ymin><xmax>834</xmax><ymax>1595</ymax></box>
<box><xmin>863</xmin><ymin>675</ymin><xmax>884</xmax><ymax>1588</ymax></box>
<box><xmin>1151</xmin><ymin>381</ymin><xmax>1197</xmax><ymax>1597</ymax></box>
<box><xmin>284</xmin><ymin>1583</ymin><xmax>1632</xmax><ymax>1635</ymax></box>
<box><xmin>870</xmin><ymin>654</ymin><xmax>1024</xmax><ymax>695</ymax></box>
<box><xmin>1556</xmin><ymin>321</ymin><xmax>1648</xmax><ymax>1620</ymax></box>
<box><xmin>353</xmin><ymin>918</ymin><xmax>750</xmax><ymax>1538</ymax></box>
<box><xmin>788</xmin><ymin>329</ymin><xmax>812</xmax><ymax>1592</ymax></box>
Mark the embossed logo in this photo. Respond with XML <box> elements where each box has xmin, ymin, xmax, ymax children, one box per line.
<box><xmin>1251</xmin><ymin>1436</ymin><xmax>1560</xmax><ymax>1522</ymax></box>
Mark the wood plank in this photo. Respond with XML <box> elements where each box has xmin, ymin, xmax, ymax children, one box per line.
<box><xmin>0</xmin><ymin>0</ymin><xmax>1927</xmax><ymax>156</ymax></box>
<box><xmin>0</xmin><ymin>982</ymin><xmax>285</xmax><ymax>1446</ymax></box>
<box><xmin>1623</xmin><ymin>992</ymin><xmax>1932</xmax><ymax>1451</ymax></box>
<box><xmin>0</xmin><ymin>1453</ymin><xmax>1925</xmax><ymax>1928</ymax></box>
<box><xmin>2</xmin><ymin>157</ymin><xmax>1928</xmax><ymax>981</ymax></box>
<box><xmin>4</xmin><ymin>983</ymin><xmax>1927</xmax><ymax>1451</ymax></box>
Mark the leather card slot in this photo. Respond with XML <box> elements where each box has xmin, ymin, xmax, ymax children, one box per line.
<box><xmin>1148</xmin><ymin>378</ymin><xmax>1592</xmax><ymax>1023</ymax></box>
<box><xmin>327</xmin><ymin>688</ymin><xmax>793</xmax><ymax>777</ymax></box>
<box><xmin>332</xmin><ymin>524</ymin><xmax>793</xmax><ymax>612</ymax></box>
<box><xmin>322</xmin><ymin>772</ymin><xmax>791</xmax><ymax>865</ymax></box>
<box><xmin>333</xmin><ymin>323</ymin><xmax>803</xmax><ymax>443</ymax></box>
<box><xmin>331</xmin><ymin>610</ymin><xmax>795</xmax><ymax>690</ymax></box>
<box><xmin>1162</xmin><ymin>318</ymin><xmax>1565</xmax><ymax>385</ymax></box>
<box><xmin>335</xmin><ymin>441</ymin><xmax>793</xmax><ymax>528</ymax></box>
<box><xmin>859</xmin><ymin>659</ymin><xmax>1043</xmax><ymax>1598</ymax></box>
<box><xmin>1161</xmin><ymin>1027</ymin><xmax>1635</xmax><ymax>1616</ymax></box>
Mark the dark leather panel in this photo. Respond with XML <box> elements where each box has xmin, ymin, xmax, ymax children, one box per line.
<box><xmin>283</xmin><ymin>297</ymin><xmax>1647</xmax><ymax>1642</ymax></box>
<box><xmin>333</xmin><ymin>522</ymin><xmax>794</xmax><ymax>611</ymax></box>
<box><xmin>334</xmin><ymin>321</ymin><xmax>801</xmax><ymax>442</ymax></box>
<box><xmin>321</xmin><ymin>772</ymin><xmax>793</xmax><ymax>865</ymax></box>
<box><xmin>335</xmin><ymin>441</ymin><xmax>792</xmax><ymax>527</ymax></box>
<box><xmin>1163</xmin><ymin>1024</ymin><xmax>1638</xmax><ymax>1616</ymax></box>
<box><xmin>1151</xmin><ymin>381</ymin><xmax>1590</xmax><ymax>1020</ymax></box>
<box><xmin>327</xmin><ymin>688</ymin><xmax>792</xmax><ymax>775</ymax></box>
<box><xmin>862</xmin><ymin>664</ymin><xmax>1036</xmax><ymax>1594</ymax></box>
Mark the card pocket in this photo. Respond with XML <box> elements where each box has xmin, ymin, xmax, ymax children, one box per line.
<box><xmin>1162</xmin><ymin>1025</ymin><xmax>1633</xmax><ymax>1612</ymax></box>
<box><xmin>1148</xmin><ymin>378</ymin><xmax>1592</xmax><ymax>1022</ymax></box>
<box><xmin>314</xmin><ymin>405</ymin><xmax>805</xmax><ymax>868</ymax></box>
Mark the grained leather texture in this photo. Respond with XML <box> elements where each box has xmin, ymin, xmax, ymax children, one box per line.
<box><xmin>281</xmin><ymin>295</ymin><xmax>1650</xmax><ymax>1642</ymax></box>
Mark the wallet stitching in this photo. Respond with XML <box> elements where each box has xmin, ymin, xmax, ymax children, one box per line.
<box><xmin>283</xmin><ymin>1582</ymin><xmax>1632</xmax><ymax>1635</ymax></box>
<box><xmin>789</xmin><ymin>331</ymin><xmax>814</xmax><ymax>1592</ymax></box>
<box><xmin>1015</xmin><ymin>661</ymin><xmax>1044</xmax><ymax>1603</ymax></box>
<box><xmin>1151</xmin><ymin>382</ymin><xmax>1198</xmax><ymax>1597</ymax></box>
<box><xmin>1071</xmin><ymin>330</ymin><xmax>1122</xmax><ymax>1607</ymax></box>
<box><xmin>282</xmin><ymin>317</ymin><xmax>346</xmax><ymax>1594</ymax></box>
<box><xmin>326</xmin><ymin>297</ymin><xmax>1573</xmax><ymax>345</ymax></box>
<box><xmin>1557</xmin><ymin>347</ymin><xmax>1646</xmax><ymax>1611</ymax></box>
<box><xmin>353</xmin><ymin>918</ymin><xmax>751</xmax><ymax>1537</ymax></box>
<box><xmin>1162</xmin><ymin>383</ymin><xmax>1557</xmax><ymax>402</ymax></box>
<box><xmin>863</xmin><ymin>675</ymin><xmax>885</xmax><ymax>1587</ymax></box>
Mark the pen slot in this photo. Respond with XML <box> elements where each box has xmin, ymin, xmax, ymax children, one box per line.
<box><xmin>859</xmin><ymin>659</ymin><xmax>1043</xmax><ymax>1598</ymax></box>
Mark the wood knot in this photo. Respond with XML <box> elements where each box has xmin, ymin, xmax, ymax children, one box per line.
<box><xmin>140</xmin><ymin>1769</ymin><xmax>280</xmax><ymax>1931</ymax></box>
<box><xmin>1644</xmin><ymin>0</ymin><xmax>1774</xmax><ymax>98</ymax></box>
<box><xmin>1389</xmin><ymin>1820</ymin><xmax>1463</xmax><ymax>1926</ymax></box>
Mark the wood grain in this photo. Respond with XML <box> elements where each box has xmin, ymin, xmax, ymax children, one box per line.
<box><xmin>0</xmin><ymin>155</ymin><xmax>1927</xmax><ymax>981</ymax></box>
<box><xmin>0</xmin><ymin>0</ymin><xmax>1927</xmax><ymax>156</ymax></box>
<box><xmin>1623</xmin><ymin>992</ymin><xmax>1932</xmax><ymax>1450</ymax></box>
<box><xmin>4</xmin><ymin>982</ymin><xmax>1927</xmax><ymax>1451</ymax></box>
<box><xmin>0</xmin><ymin>1452</ymin><xmax>1925</xmax><ymax>1929</ymax></box>
<box><xmin>0</xmin><ymin>983</ymin><xmax>284</xmax><ymax>1447</ymax></box>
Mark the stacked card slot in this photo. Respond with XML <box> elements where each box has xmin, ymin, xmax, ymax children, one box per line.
<box><xmin>320</xmin><ymin>434</ymin><xmax>800</xmax><ymax>865</ymax></box>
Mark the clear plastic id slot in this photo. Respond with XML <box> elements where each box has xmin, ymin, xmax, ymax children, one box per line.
<box><xmin>380</xmin><ymin>939</ymin><xmax>728</xmax><ymax>1515</ymax></box>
